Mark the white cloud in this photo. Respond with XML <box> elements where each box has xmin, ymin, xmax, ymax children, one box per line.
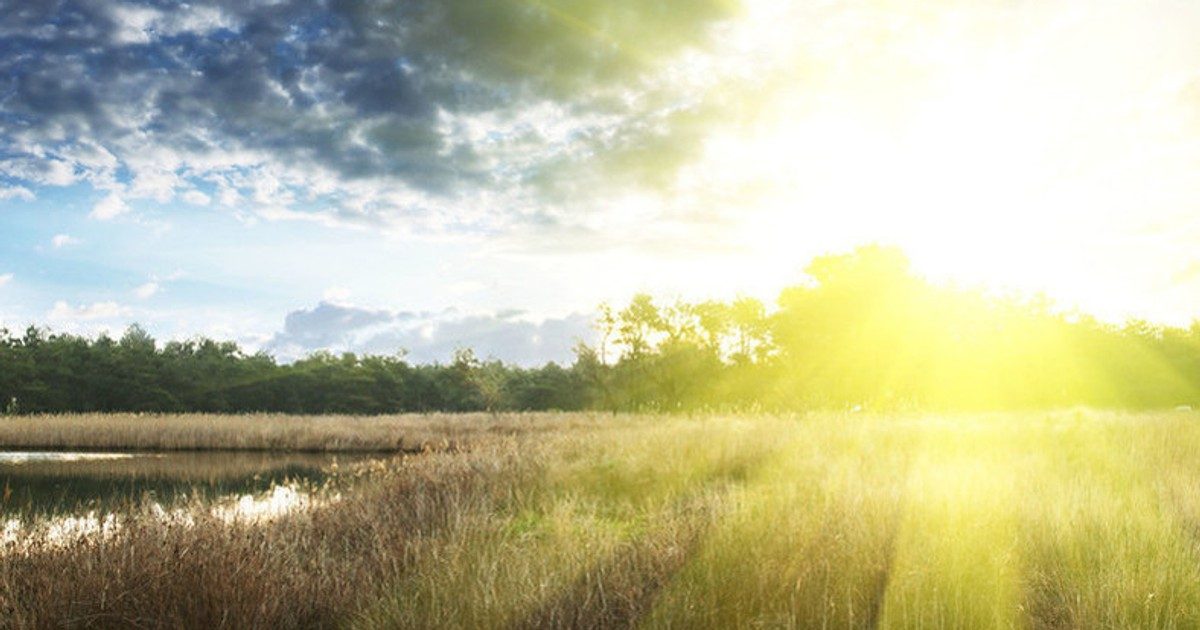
<box><xmin>110</xmin><ymin>3</ymin><xmax>238</xmax><ymax>45</ymax></box>
<box><xmin>266</xmin><ymin>302</ymin><xmax>595</xmax><ymax>365</ymax></box>
<box><xmin>129</xmin><ymin>271</ymin><xmax>184</xmax><ymax>300</ymax></box>
<box><xmin>0</xmin><ymin>273</ymin><xmax>12</xmax><ymax>288</ymax></box>
<box><xmin>181</xmin><ymin>189</ymin><xmax>211</xmax><ymax>206</ymax></box>
<box><xmin>110</xmin><ymin>4</ymin><xmax>162</xmax><ymax>44</ymax></box>
<box><xmin>90</xmin><ymin>192</ymin><xmax>129</xmax><ymax>220</ymax></box>
<box><xmin>0</xmin><ymin>186</ymin><xmax>34</xmax><ymax>201</ymax></box>
<box><xmin>215</xmin><ymin>183</ymin><xmax>240</xmax><ymax>207</ymax></box>
<box><xmin>42</xmin><ymin>160</ymin><xmax>77</xmax><ymax>186</ymax></box>
<box><xmin>125</xmin><ymin>161</ymin><xmax>180</xmax><ymax>202</ymax></box>
<box><xmin>51</xmin><ymin>234</ymin><xmax>81</xmax><ymax>248</ymax></box>
<box><xmin>133</xmin><ymin>282</ymin><xmax>160</xmax><ymax>299</ymax></box>
<box><xmin>47</xmin><ymin>301</ymin><xmax>131</xmax><ymax>322</ymax></box>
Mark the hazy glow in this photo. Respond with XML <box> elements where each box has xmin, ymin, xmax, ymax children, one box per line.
<box><xmin>648</xmin><ymin>0</ymin><xmax>1200</xmax><ymax>323</ymax></box>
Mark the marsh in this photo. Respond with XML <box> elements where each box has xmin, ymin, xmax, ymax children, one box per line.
<box><xmin>0</xmin><ymin>450</ymin><xmax>366</xmax><ymax>519</ymax></box>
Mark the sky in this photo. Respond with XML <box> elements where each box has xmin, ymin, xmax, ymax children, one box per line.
<box><xmin>3</xmin><ymin>0</ymin><xmax>1200</xmax><ymax>364</ymax></box>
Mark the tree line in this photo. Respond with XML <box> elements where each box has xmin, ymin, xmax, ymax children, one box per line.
<box><xmin>4</xmin><ymin>245</ymin><xmax>1200</xmax><ymax>414</ymax></box>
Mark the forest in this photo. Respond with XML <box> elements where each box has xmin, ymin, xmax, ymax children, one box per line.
<box><xmin>3</xmin><ymin>246</ymin><xmax>1200</xmax><ymax>415</ymax></box>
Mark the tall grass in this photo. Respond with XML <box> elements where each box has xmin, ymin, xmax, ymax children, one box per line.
<box><xmin>0</xmin><ymin>412</ymin><xmax>623</xmax><ymax>452</ymax></box>
<box><xmin>5</xmin><ymin>410</ymin><xmax>1200</xmax><ymax>628</ymax></box>
<box><xmin>356</xmin><ymin>416</ymin><xmax>783</xmax><ymax>629</ymax></box>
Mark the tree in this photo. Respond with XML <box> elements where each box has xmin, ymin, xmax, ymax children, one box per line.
<box><xmin>617</xmin><ymin>293</ymin><xmax>662</xmax><ymax>360</ymax></box>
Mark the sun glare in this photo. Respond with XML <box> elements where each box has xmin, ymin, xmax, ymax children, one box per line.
<box><xmin>671</xmin><ymin>1</ymin><xmax>1200</xmax><ymax>324</ymax></box>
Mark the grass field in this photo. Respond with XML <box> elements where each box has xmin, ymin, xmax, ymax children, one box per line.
<box><xmin>0</xmin><ymin>412</ymin><xmax>591</xmax><ymax>452</ymax></box>
<box><xmin>4</xmin><ymin>410</ymin><xmax>1200</xmax><ymax>628</ymax></box>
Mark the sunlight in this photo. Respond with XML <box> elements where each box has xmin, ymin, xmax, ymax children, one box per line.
<box><xmin>671</xmin><ymin>0</ymin><xmax>1200</xmax><ymax>324</ymax></box>
<box><xmin>726</xmin><ymin>82</ymin><xmax>1074</xmax><ymax>306</ymax></box>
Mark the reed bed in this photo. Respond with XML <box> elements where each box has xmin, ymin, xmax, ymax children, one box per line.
<box><xmin>4</xmin><ymin>410</ymin><xmax>1200</xmax><ymax>628</ymax></box>
<box><xmin>0</xmin><ymin>412</ymin><xmax>624</xmax><ymax>452</ymax></box>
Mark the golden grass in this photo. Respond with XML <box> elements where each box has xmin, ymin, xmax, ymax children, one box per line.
<box><xmin>0</xmin><ymin>412</ymin><xmax>622</xmax><ymax>452</ymax></box>
<box><xmin>5</xmin><ymin>410</ymin><xmax>1200</xmax><ymax>628</ymax></box>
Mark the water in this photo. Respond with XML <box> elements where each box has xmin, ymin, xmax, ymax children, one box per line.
<box><xmin>0</xmin><ymin>450</ymin><xmax>370</xmax><ymax>519</ymax></box>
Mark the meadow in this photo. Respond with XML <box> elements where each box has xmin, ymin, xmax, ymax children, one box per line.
<box><xmin>3</xmin><ymin>410</ymin><xmax>1200</xmax><ymax>628</ymax></box>
<box><xmin>0</xmin><ymin>412</ymin><xmax>591</xmax><ymax>452</ymax></box>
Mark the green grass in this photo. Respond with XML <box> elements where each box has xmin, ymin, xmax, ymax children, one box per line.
<box><xmin>6</xmin><ymin>410</ymin><xmax>1200</xmax><ymax>628</ymax></box>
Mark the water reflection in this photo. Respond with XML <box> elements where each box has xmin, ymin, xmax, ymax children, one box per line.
<box><xmin>0</xmin><ymin>450</ymin><xmax>368</xmax><ymax>519</ymax></box>
<box><xmin>0</xmin><ymin>452</ymin><xmax>136</xmax><ymax>464</ymax></box>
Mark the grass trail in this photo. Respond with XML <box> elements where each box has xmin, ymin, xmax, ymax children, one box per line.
<box><xmin>354</xmin><ymin>418</ymin><xmax>783</xmax><ymax>629</ymax></box>
<box><xmin>877</xmin><ymin>423</ymin><xmax>1026</xmax><ymax>628</ymax></box>
<box><xmin>642</xmin><ymin>419</ymin><xmax>913</xmax><ymax>628</ymax></box>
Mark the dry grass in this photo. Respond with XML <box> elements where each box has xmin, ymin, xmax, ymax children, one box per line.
<box><xmin>0</xmin><ymin>412</ymin><xmax>622</xmax><ymax>452</ymax></box>
<box><xmin>5</xmin><ymin>410</ymin><xmax>1200</xmax><ymax>628</ymax></box>
<box><xmin>0</xmin><ymin>441</ymin><xmax>528</xmax><ymax>628</ymax></box>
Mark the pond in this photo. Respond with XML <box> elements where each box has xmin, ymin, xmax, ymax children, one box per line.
<box><xmin>0</xmin><ymin>450</ymin><xmax>375</xmax><ymax>520</ymax></box>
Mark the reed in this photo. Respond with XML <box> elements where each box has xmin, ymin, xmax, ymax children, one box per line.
<box><xmin>5</xmin><ymin>410</ymin><xmax>1200</xmax><ymax>628</ymax></box>
<box><xmin>0</xmin><ymin>412</ymin><xmax>627</xmax><ymax>452</ymax></box>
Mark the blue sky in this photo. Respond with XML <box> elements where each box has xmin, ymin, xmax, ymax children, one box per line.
<box><xmin>0</xmin><ymin>184</ymin><xmax>604</xmax><ymax>363</ymax></box>
<box><xmin>4</xmin><ymin>0</ymin><xmax>1200</xmax><ymax>363</ymax></box>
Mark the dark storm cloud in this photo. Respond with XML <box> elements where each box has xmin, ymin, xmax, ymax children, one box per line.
<box><xmin>266</xmin><ymin>301</ymin><xmax>594</xmax><ymax>366</ymax></box>
<box><xmin>0</xmin><ymin>0</ymin><xmax>740</xmax><ymax>229</ymax></box>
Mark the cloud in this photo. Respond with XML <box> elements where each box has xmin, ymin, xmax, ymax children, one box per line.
<box><xmin>266</xmin><ymin>301</ymin><xmax>595</xmax><ymax>366</ymax></box>
<box><xmin>0</xmin><ymin>273</ymin><xmax>11</xmax><ymax>288</ymax></box>
<box><xmin>47</xmin><ymin>301</ymin><xmax>131</xmax><ymax>322</ymax></box>
<box><xmin>90</xmin><ymin>192</ymin><xmax>128</xmax><ymax>220</ymax></box>
<box><xmin>51</xmin><ymin>234</ymin><xmax>81</xmax><ymax>248</ymax></box>
<box><xmin>131</xmin><ymin>271</ymin><xmax>186</xmax><ymax>300</ymax></box>
<box><xmin>109</xmin><ymin>3</ymin><xmax>237</xmax><ymax>45</ymax></box>
<box><xmin>0</xmin><ymin>186</ymin><xmax>34</xmax><ymax>201</ymax></box>
<box><xmin>133</xmin><ymin>282</ymin><xmax>159</xmax><ymax>299</ymax></box>
<box><xmin>0</xmin><ymin>1</ymin><xmax>744</xmax><ymax>238</ymax></box>
<box><xmin>181</xmin><ymin>189</ymin><xmax>211</xmax><ymax>206</ymax></box>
